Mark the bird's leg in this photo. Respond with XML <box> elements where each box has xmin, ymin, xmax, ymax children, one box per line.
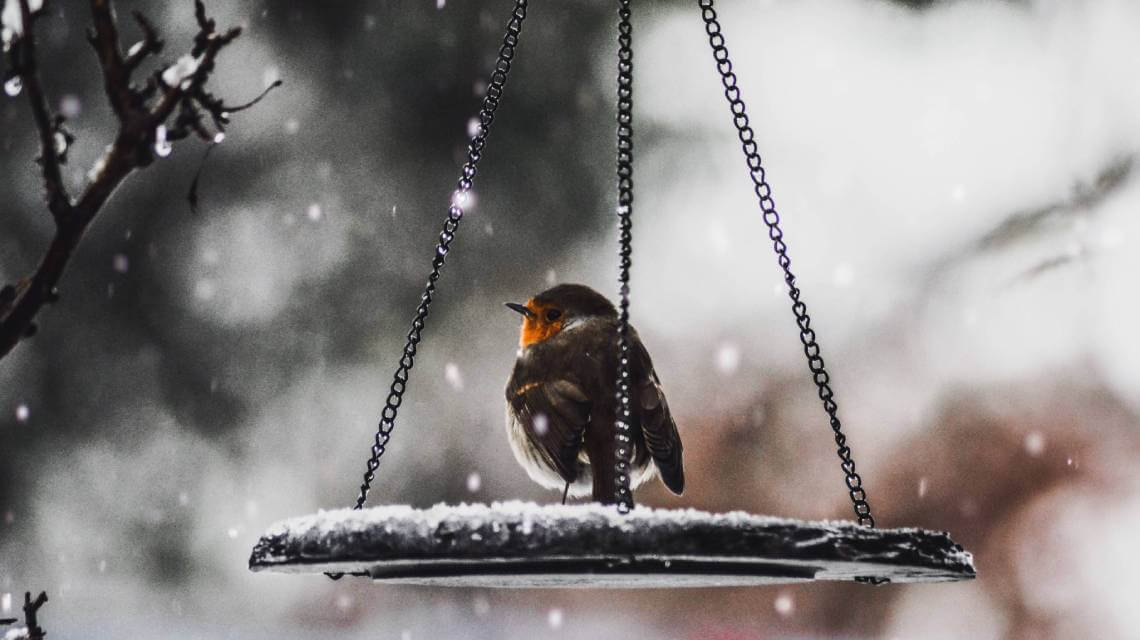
<box><xmin>562</xmin><ymin>418</ymin><xmax>587</xmax><ymax>506</ymax></box>
<box><xmin>586</xmin><ymin>407</ymin><xmax>617</xmax><ymax>505</ymax></box>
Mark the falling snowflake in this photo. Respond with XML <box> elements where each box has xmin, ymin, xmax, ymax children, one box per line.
<box><xmin>774</xmin><ymin>593</ymin><xmax>794</xmax><ymax>617</ymax></box>
<box><xmin>466</xmin><ymin>472</ymin><xmax>482</xmax><ymax>493</ymax></box>
<box><xmin>532</xmin><ymin>413</ymin><xmax>549</xmax><ymax>436</ymax></box>
<box><xmin>1024</xmin><ymin>431</ymin><xmax>1045</xmax><ymax>456</ymax></box>
<box><xmin>445</xmin><ymin>362</ymin><xmax>464</xmax><ymax>390</ymax></box>
<box><xmin>14</xmin><ymin>404</ymin><xmax>28</xmax><ymax>422</ymax></box>
<box><xmin>306</xmin><ymin>203</ymin><xmax>323</xmax><ymax>221</ymax></box>
<box><xmin>59</xmin><ymin>94</ymin><xmax>81</xmax><ymax>118</ymax></box>
<box><xmin>113</xmin><ymin>253</ymin><xmax>130</xmax><ymax>273</ymax></box>
<box><xmin>707</xmin><ymin>224</ymin><xmax>731</xmax><ymax>256</ymax></box>
<box><xmin>715</xmin><ymin>344</ymin><xmax>741</xmax><ymax>375</ymax></box>
<box><xmin>473</xmin><ymin>594</ymin><xmax>490</xmax><ymax>616</ymax></box>
<box><xmin>451</xmin><ymin>189</ymin><xmax>476</xmax><ymax>211</ymax></box>
<box><xmin>547</xmin><ymin>608</ymin><xmax>563</xmax><ymax>629</ymax></box>
<box><xmin>917</xmin><ymin>476</ymin><xmax>929</xmax><ymax>498</ymax></box>
<box><xmin>262</xmin><ymin>65</ymin><xmax>280</xmax><ymax>88</ymax></box>
<box><xmin>194</xmin><ymin>279</ymin><xmax>216</xmax><ymax>301</ymax></box>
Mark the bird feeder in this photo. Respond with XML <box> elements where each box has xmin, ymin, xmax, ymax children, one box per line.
<box><xmin>249</xmin><ymin>0</ymin><xmax>976</xmax><ymax>587</ymax></box>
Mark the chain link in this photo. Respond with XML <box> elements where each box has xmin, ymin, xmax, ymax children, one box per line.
<box><xmin>696</xmin><ymin>0</ymin><xmax>875</xmax><ymax>528</ymax></box>
<box><xmin>350</xmin><ymin>0</ymin><xmax>529</xmax><ymax>513</ymax></box>
<box><xmin>613</xmin><ymin>0</ymin><xmax>636</xmax><ymax>514</ymax></box>
<box><xmin>325</xmin><ymin>0</ymin><xmax>529</xmax><ymax>582</ymax></box>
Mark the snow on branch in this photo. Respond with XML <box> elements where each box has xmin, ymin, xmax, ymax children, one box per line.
<box><xmin>0</xmin><ymin>0</ymin><xmax>279</xmax><ymax>363</ymax></box>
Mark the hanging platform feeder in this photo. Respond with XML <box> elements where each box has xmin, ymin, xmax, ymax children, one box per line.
<box><xmin>249</xmin><ymin>502</ymin><xmax>974</xmax><ymax>587</ymax></box>
<box><xmin>249</xmin><ymin>0</ymin><xmax>978</xmax><ymax>589</ymax></box>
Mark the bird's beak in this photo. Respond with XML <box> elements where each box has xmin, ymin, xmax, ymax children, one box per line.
<box><xmin>504</xmin><ymin>302</ymin><xmax>534</xmax><ymax>318</ymax></box>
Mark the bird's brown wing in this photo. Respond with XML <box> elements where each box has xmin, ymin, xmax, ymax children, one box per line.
<box><xmin>631</xmin><ymin>331</ymin><xmax>685</xmax><ymax>495</ymax></box>
<box><xmin>509</xmin><ymin>378</ymin><xmax>591</xmax><ymax>484</ymax></box>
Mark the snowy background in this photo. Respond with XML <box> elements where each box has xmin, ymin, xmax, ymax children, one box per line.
<box><xmin>2</xmin><ymin>0</ymin><xmax>1140</xmax><ymax>637</ymax></box>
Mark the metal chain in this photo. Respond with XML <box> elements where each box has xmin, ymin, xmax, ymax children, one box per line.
<box><xmin>350</xmin><ymin>0</ymin><xmax>529</xmax><ymax>513</ymax></box>
<box><xmin>613</xmin><ymin>0</ymin><xmax>636</xmax><ymax>514</ymax></box>
<box><xmin>696</xmin><ymin>0</ymin><xmax>875</xmax><ymax>528</ymax></box>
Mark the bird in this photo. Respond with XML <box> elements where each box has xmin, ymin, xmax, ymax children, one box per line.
<box><xmin>503</xmin><ymin>283</ymin><xmax>684</xmax><ymax>504</ymax></box>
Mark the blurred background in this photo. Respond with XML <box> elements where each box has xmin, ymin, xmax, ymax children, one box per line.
<box><xmin>2</xmin><ymin>0</ymin><xmax>1139</xmax><ymax>637</ymax></box>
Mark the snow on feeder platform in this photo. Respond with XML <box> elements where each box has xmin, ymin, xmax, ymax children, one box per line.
<box><xmin>248</xmin><ymin>502</ymin><xmax>975</xmax><ymax>587</ymax></box>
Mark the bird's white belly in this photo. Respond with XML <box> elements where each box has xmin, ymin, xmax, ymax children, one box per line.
<box><xmin>504</xmin><ymin>404</ymin><xmax>658</xmax><ymax>499</ymax></box>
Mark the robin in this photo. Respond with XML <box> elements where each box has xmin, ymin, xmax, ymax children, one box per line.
<box><xmin>504</xmin><ymin>283</ymin><xmax>684</xmax><ymax>504</ymax></box>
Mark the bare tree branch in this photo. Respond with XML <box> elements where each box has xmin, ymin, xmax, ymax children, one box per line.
<box><xmin>87</xmin><ymin>0</ymin><xmax>131</xmax><ymax>119</ymax></box>
<box><xmin>0</xmin><ymin>1</ymin><xmax>269</xmax><ymax>362</ymax></box>
<box><xmin>23</xmin><ymin>591</ymin><xmax>47</xmax><ymax>640</ymax></box>
<box><xmin>17</xmin><ymin>0</ymin><xmax>70</xmax><ymax>223</ymax></box>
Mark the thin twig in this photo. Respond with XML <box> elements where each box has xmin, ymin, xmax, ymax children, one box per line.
<box><xmin>122</xmin><ymin>10</ymin><xmax>162</xmax><ymax>72</ymax></box>
<box><xmin>222</xmin><ymin>78</ymin><xmax>282</xmax><ymax>113</ymax></box>
<box><xmin>17</xmin><ymin>0</ymin><xmax>70</xmax><ymax>223</ymax></box>
<box><xmin>187</xmin><ymin>141</ymin><xmax>218</xmax><ymax>215</ymax></box>
<box><xmin>87</xmin><ymin>0</ymin><xmax>131</xmax><ymax>120</ymax></box>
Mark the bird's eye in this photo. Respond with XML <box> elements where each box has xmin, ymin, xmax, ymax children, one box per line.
<box><xmin>545</xmin><ymin>309</ymin><xmax>562</xmax><ymax>322</ymax></box>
